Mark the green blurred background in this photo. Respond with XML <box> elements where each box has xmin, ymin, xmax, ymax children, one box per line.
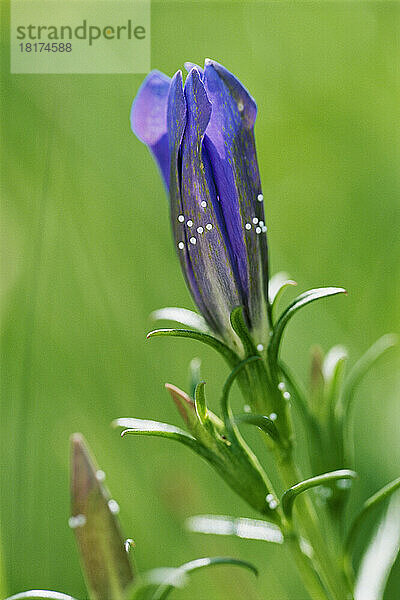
<box><xmin>1</xmin><ymin>1</ymin><xmax>400</xmax><ymax>598</ymax></box>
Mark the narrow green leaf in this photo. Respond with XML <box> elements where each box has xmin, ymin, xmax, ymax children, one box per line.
<box><xmin>269</xmin><ymin>287</ymin><xmax>347</xmax><ymax>366</ymax></box>
<box><xmin>147</xmin><ymin>329</ymin><xmax>240</xmax><ymax>368</ymax></box>
<box><xmin>342</xmin><ymin>334</ymin><xmax>398</xmax><ymax>417</ymax></box>
<box><xmin>186</xmin><ymin>514</ymin><xmax>283</xmax><ymax>544</ymax></box>
<box><xmin>234</xmin><ymin>413</ymin><xmax>280</xmax><ymax>443</ymax></box>
<box><xmin>221</xmin><ymin>357</ymin><xmax>262</xmax><ymax>432</ymax></box>
<box><xmin>70</xmin><ymin>434</ymin><xmax>134</xmax><ymax>600</ymax></box>
<box><xmin>345</xmin><ymin>476</ymin><xmax>400</xmax><ymax>559</ymax></box>
<box><xmin>354</xmin><ymin>494</ymin><xmax>400</xmax><ymax>600</ymax></box>
<box><xmin>151</xmin><ymin>557</ymin><xmax>258</xmax><ymax>600</ymax></box>
<box><xmin>269</xmin><ymin>272</ymin><xmax>297</xmax><ymax>304</ymax></box>
<box><xmin>113</xmin><ymin>418</ymin><xmax>212</xmax><ymax>460</ymax></box>
<box><xmin>282</xmin><ymin>469</ymin><xmax>357</xmax><ymax>519</ymax></box>
<box><xmin>194</xmin><ymin>382</ymin><xmax>208</xmax><ymax>424</ymax></box>
<box><xmin>150</xmin><ymin>307</ymin><xmax>210</xmax><ymax>333</ymax></box>
<box><xmin>268</xmin><ymin>272</ymin><xmax>297</xmax><ymax>320</ymax></box>
<box><xmin>5</xmin><ymin>593</ymin><xmax>79</xmax><ymax>600</ymax></box>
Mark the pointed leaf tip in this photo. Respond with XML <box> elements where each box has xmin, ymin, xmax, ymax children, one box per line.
<box><xmin>70</xmin><ymin>434</ymin><xmax>133</xmax><ymax>600</ymax></box>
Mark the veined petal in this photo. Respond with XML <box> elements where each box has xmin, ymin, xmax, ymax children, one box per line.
<box><xmin>130</xmin><ymin>70</ymin><xmax>171</xmax><ymax>187</ymax></box>
<box><xmin>203</xmin><ymin>59</ymin><xmax>269</xmax><ymax>341</ymax></box>
<box><xmin>167</xmin><ymin>71</ymin><xmax>220</xmax><ymax>333</ymax></box>
<box><xmin>184</xmin><ymin>61</ymin><xmax>204</xmax><ymax>77</ymax></box>
<box><xmin>178</xmin><ymin>68</ymin><xmax>242</xmax><ymax>340</ymax></box>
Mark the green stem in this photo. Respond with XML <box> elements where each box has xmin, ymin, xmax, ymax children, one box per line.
<box><xmin>278</xmin><ymin>457</ymin><xmax>353</xmax><ymax>600</ymax></box>
<box><xmin>283</xmin><ymin>527</ymin><xmax>331</xmax><ymax>600</ymax></box>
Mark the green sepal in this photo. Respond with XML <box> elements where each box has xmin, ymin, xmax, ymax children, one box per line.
<box><xmin>230</xmin><ymin>307</ymin><xmax>259</xmax><ymax>357</ymax></box>
<box><xmin>150</xmin><ymin>307</ymin><xmax>210</xmax><ymax>333</ymax></box>
<box><xmin>228</xmin><ymin>307</ymin><xmax>275</xmax><ymax>416</ymax></box>
<box><xmin>345</xmin><ymin>476</ymin><xmax>400</xmax><ymax>560</ymax></box>
<box><xmin>147</xmin><ymin>329</ymin><xmax>240</xmax><ymax>368</ymax></box>
<box><xmin>281</xmin><ymin>469</ymin><xmax>357</xmax><ymax>520</ymax></box>
<box><xmin>5</xmin><ymin>593</ymin><xmax>79</xmax><ymax>600</ymax></box>
<box><xmin>269</xmin><ymin>287</ymin><xmax>347</xmax><ymax>368</ymax></box>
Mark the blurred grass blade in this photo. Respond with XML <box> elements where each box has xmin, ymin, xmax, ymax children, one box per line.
<box><xmin>151</xmin><ymin>557</ymin><xmax>258</xmax><ymax>600</ymax></box>
<box><xmin>341</xmin><ymin>334</ymin><xmax>398</xmax><ymax>417</ymax></box>
<box><xmin>147</xmin><ymin>329</ymin><xmax>239</xmax><ymax>367</ymax></box>
<box><xmin>5</xmin><ymin>592</ymin><xmax>79</xmax><ymax>600</ymax></box>
<box><xmin>345</xmin><ymin>476</ymin><xmax>400</xmax><ymax>560</ymax></box>
<box><xmin>186</xmin><ymin>514</ymin><xmax>283</xmax><ymax>544</ymax></box>
<box><xmin>70</xmin><ymin>434</ymin><xmax>134</xmax><ymax>600</ymax></box>
<box><xmin>269</xmin><ymin>287</ymin><xmax>347</xmax><ymax>366</ymax></box>
<box><xmin>282</xmin><ymin>469</ymin><xmax>357</xmax><ymax>519</ymax></box>
<box><xmin>354</xmin><ymin>493</ymin><xmax>400</xmax><ymax>600</ymax></box>
<box><xmin>234</xmin><ymin>414</ymin><xmax>280</xmax><ymax>444</ymax></box>
<box><xmin>150</xmin><ymin>307</ymin><xmax>210</xmax><ymax>333</ymax></box>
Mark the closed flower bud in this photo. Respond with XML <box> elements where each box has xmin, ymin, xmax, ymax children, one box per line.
<box><xmin>131</xmin><ymin>60</ymin><xmax>269</xmax><ymax>350</ymax></box>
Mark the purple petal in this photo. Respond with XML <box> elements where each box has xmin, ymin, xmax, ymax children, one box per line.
<box><xmin>131</xmin><ymin>70</ymin><xmax>171</xmax><ymax>187</ymax></box>
<box><xmin>184</xmin><ymin>61</ymin><xmax>204</xmax><ymax>77</ymax></box>
<box><xmin>177</xmin><ymin>68</ymin><xmax>243</xmax><ymax>339</ymax></box>
<box><xmin>167</xmin><ymin>71</ymin><xmax>219</xmax><ymax>332</ymax></box>
<box><xmin>203</xmin><ymin>59</ymin><xmax>269</xmax><ymax>340</ymax></box>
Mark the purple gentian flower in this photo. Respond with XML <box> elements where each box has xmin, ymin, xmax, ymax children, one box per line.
<box><xmin>131</xmin><ymin>59</ymin><xmax>269</xmax><ymax>348</ymax></box>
